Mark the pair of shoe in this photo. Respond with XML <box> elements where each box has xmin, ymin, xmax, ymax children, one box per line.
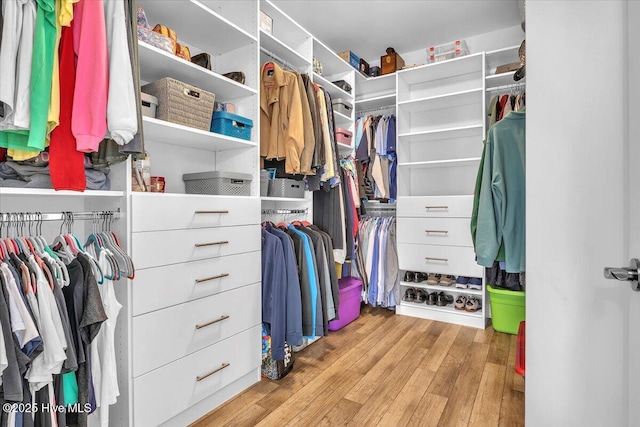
<box><xmin>404</xmin><ymin>271</ymin><xmax>428</xmax><ymax>283</ymax></box>
<box><xmin>454</xmin><ymin>295</ymin><xmax>482</xmax><ymax>312</ymax></box>
<box><xmin>424</xmin><ymin>273</ymin><xmax>456</xmax><ymax>286</ymax></box>
<box><xmin>455</xmin><ymin>276</ymin><xmax>482</xmax><ymax>290</ymax></box>
<box><xmin>402</xmin><ymin>288</ymin><xmax>453</xmax><ymax>307</ymax></box>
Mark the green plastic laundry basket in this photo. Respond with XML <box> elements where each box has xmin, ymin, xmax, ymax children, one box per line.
<box><xmin>487</xmin><ymin>285</ymin><xmax>525</xmax><ymax>335</ymax></box>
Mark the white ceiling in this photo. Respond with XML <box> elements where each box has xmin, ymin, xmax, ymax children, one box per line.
<box><xmin>271</xmin><ymin>0</ymin><xmax>523</xmax><ymax>62</ymax></box>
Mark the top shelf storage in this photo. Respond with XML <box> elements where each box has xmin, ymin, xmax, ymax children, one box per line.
<box><xmin>355</xmin><ymin>73</ymin><xmax>396</xmax><ymax>102</ymax></box>
<box><xmin>260</xmin><ymin>0</ymin><xmax>312</xmax><ymax>64</ymax></box>
<box><xmin>396</xmin><ymin>54</ymin><xmax>484</xmax><ymax>103</ymax></box>
<box><xmin>486</xmin><ymin>45</ymin><xmax>521</xmax><ymax>75</ymax></box>
<box><xmin>312</xmin><ymin>38</ymin><xmax>353</xmax><ymax>76</ymax></box>
<box><xmin>137</xmin><ymin>0</ymin><xmax>256</xmax><ymax>56</ymax></box>
<box><xmin>260</xmin><ymin>31</ymin><xmax>311</xmax><ymax>69</ymax></box>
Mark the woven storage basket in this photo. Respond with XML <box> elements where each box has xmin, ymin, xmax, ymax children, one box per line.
<box><xmin>267</xmin><ymin>178</ymin><xmax>305</xmax><ymax>198</ymax></box>
<box><xmin>142</xmin><ymin>77</ymin><xmax>215</xmax><ymax>131</ymax></box>
<box><xmin>182</xmin><ymin>171</ymin><xmax>252</xmax><ymax>196</ymax></box>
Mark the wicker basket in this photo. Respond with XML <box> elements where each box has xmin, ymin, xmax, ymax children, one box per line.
<box><xmin>142</xmin><ymin>77</ymin><xmax>215</xmax><ymax>131</ymax></box>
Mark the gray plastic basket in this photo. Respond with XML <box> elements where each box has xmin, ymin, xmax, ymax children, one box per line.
<box><xmin>267</xmin><ymin>178</ymin><xmax>305</xmax><ymax>198</ymax></box>
<box><xmin>260</xmin><ymin>170</ymin><xmax>269</xmax><ymax>197</ymax></box>
<box><xmin>183</xmin><ymin>171</ymin><xmax>252</xmax><ymax>196</ymax></box>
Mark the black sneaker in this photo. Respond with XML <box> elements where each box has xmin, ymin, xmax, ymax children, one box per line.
<box><xmin>403</xmin><ymin>271</ymin><xmax>415</xmax><ymax>282</ymax></box>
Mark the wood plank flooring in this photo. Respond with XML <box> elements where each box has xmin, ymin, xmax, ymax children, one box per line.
<box><xmin>192</xmin><ymin>305</ymin><xmax>524</xmax><ymax>427</ymax></box>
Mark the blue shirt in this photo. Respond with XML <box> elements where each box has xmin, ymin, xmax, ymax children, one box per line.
<box><xmin>261</xmin><ymin>229</ymin><xmax>287</xmax><ymax>360</ymax></box>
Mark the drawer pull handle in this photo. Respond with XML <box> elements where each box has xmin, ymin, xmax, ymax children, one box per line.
<box><xmin>196</xmin><ymin>363</ymin><xmax>230</xmax><ymax>381</ymax></box>
<box><xmin>195</xmin><ymin>315</ymin><xmax>230</xmax><ymax>330</ymax></box>
<box><xmin>195</xmin><ymin>273</ymin><xmax>230</xmax><ymax>283</ymax></box>
<box><xmin>425</xmin><ymin>230</ymin><xmax>448</xmax><ymax>234</ymax></box>
<box><xmin>425</xmin><ymin>257</ymin><xmax>449</xmax><ymax>262</ymax></box>
<box><xmin>195</xmin><ymin>210</ymin><xmax>229</xmax><ymax>214</ymax></box>
<box><xmin>194</xmin><ymin>241</ymin><xmax>229</xmax><ymax>248</ymax></box>
<box><xmin>425</xmin><ymin>206</ymin><xmax>448</xmax><ymax>210</ymax></box>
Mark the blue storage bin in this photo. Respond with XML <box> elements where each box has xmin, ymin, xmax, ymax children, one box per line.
<box><xmin>210</xmin><ymin>111</ymin><xmax>253</xmax><ymax>141</ymax></box>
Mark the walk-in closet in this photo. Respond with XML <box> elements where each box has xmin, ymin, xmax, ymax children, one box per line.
<box><xmin>0</xmin><ymin>0</ymin><xmax>637</xmax><ymax>426</ymax></box>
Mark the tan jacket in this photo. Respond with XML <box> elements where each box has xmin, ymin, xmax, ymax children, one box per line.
<box><xmin>260</xmin><ymin>62</ymin><xmax>304</xmax><ymax>174</ymax></box>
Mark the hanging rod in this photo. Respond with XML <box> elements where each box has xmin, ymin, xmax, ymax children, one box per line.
<box><xmin>262</xmin><ymin>208</ymin><xmax>308</xmax><ymax>215</ymax></box>
<box><xmin>260</xmin><ymin>47</ymin><xmax>300</xmax><ymax>72</ymax></box>
<box><xmin>0</xmin><ymin>210</ymin><xmax>121</xmax><ymax>222</ymax></box>
<box><xmin>356</xmin><ymin>104</ymin><xmax>397</xmax><ymax>115</ymax></box>
<box><xmin>486</xmin><ymin>82</ymin><xmax>526</xmax><ymax>92</ymax></box>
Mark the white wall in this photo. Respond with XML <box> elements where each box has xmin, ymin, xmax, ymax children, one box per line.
<box><xmin>527</xmin><ymin>1</ymin><xmax>629</xmax><ymax>426</ymax></box>
<box><xmin>368</xmin><ymin>24</ymin><xmax>524</xmax><ymax>68</ymax></box>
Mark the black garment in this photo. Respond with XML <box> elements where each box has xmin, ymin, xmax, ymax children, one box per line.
<box><xmin>313</xmin><ymin>181</ymin><xmax>345</xmax><ymax>255</ymax></box>
<box><xmin>54</xmin><ymin>375</ymin><xmax>66</xmax><ymax>427</ymax></box>
<box><xmin>34</xmin><ymin>385</ymin><xmax>51</xmax><ymax>427</ymax></box>
<box><xmin>62</xmin><ymin>259</ymin><xmax>86</xmax><ymax>365</ymax></box>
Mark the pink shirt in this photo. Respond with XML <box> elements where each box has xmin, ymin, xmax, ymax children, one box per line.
<box><xmin>71</xmin><ymin>0</ymin><xmax>108</xmax><ymax>153</ymax></box>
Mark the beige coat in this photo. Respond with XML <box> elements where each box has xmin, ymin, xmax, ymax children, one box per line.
<box><xmin>260</xmin><ymin>62</ymin><xmax>304</xmax><ymax>174</ymax></box>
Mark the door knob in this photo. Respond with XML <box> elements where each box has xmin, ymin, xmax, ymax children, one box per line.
<box><xmin>603</xmin><ymin>258</ymin><xmax>640</xmax><ymax>291</ymax></box>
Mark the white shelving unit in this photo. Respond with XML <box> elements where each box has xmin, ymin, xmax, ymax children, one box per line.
<box><xmin>119</xmin><ymin>2</ymin><xmax>262</xmax><ymax>426</ymax></box>
<box><xmin>395</xmin><ymin>53</ymin><xmax>487</xmax><ymax>329</ymax></box>
<box><xmin>355</xmin><ymin>72</ymin><xmax>396</xmax><ymax>113</ymax></box>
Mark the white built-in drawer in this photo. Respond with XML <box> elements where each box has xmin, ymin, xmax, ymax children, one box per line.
<box><xmin>397</xmin><ymin>195</ymin><xmax>473</xmax><ymax>218</ymax></box>
<box><xmin>133</xmin><ymin>325</ymin><xmax>261</xmax><ymax>427</ymax></box>
<box><xmin>398</xmin><ymin>243</ymin><xmax>483</xmax><ymax>278</ymax></box>
<box><xmin>133</xmin><ymin>282</ymin><xmax>260</xmax><ymax>377</ymax></box>
<box><xmin>397</xmin><ymin>217</ymin><xmax>473</xmax><ymax>247</ymax></box>
<box><xmin>132</xmin><ymin>225</ymin><xmax>260</xmax><ymax>269</ymax></box>
<box><xmin>132</xmin><ymin>251</ymin><xmax>260</xmax><ymax>316</ymax></box>
<box><xmin>131</xmin><ymin>194</ymin><xmax>259</xmax><ymax>232</ymax></box>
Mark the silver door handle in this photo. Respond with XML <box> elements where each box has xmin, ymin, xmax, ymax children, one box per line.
<box><xmin>603</xmin><ymin>258</ymin><xmax>640</xmax><ymax>291</ymax></box>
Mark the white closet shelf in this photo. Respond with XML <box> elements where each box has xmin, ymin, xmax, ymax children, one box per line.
<box><xmin>260</xmin><ymin>196</ymin><xmax>308</xmax><ymax>202</ymax></box>
<box><xmin>398</xmin><ymin>124</ymin><xmax>484</xmax><ymax>143</ymax></box>
<box><xmin>398</xmin><ymin>88</ymin><xmax>483</xmax><ymax>113</ymax></box>
<box><xmin>355</xmin><ymin>72</ymin><xmax>396</xmax><ymax>95</ymax></box>
<box><xmin>134</xmin><ymin>192</ymin><xmax>256</xmax><ymax>200</ymax></box>
<box><xmin>401</xmin><ymin>281</ymin><xmax>483</xmax><ymax>296</ymax></box>
<box><xmin>486</xmin><ymin>71</ymin><xmax>518</xmax><ymax>89</ymax></box>
<box><xmin>312</xmin><ymin>38</ymin><xmax>354</xmax><ymax>75</ymax></box>
<box><xmin>398</xmin><ymin>300</ymin><xmax>483</xmax><ymax>318</ymax></box>
<box><xmin>142</xmin><ymin>117</ymin><xmax>256</xmax><ymax>151</ymax></box>
<box><xmin>486</xmin><ymin>44</ymin><xmax>521</xmax><ymax>73</ymax></box>
<box><xmin>137</xmin><ymin>0</ymin><xmax>256</xmax><ymax>55</ymax></box>
<box><xmin>138</xmin><ymin>42</ymin><xmax>257</xmax><ymax>101</ymax></box>
<box><xmin>260</xmin><ymin>30</ymin><xmax>311</xmax><ymax>69</ymax></box>
<box><xmin>337</xmin><ymin>142</ymin><xmax>354</xmax><ymax>154</ymax></box>
<box><xmin>0</xmin><ymin>188</ymin><xmax>124</xmax><ymax>197</ymax></box>
<box><xmin>355</xmin><ymin>94</ymin><xmax>396</xmax><ymax>113</ymax></box>
<box><xmin>397</xmin><ymin>53</ymin><xmax>484</xmax><ymax>86</ymax></box>
<box><xmin>334</xmin><ymin>110</ymin><xmax>353</xmax><ymax>124</ymax></box>
<box><xmin>313</xmin><ymin>73</ymin><xmax>353</xmax><ymax>100</ymax></box>
<box><xmin>398</xmin><ymin>157</ymin><xmax>481</xmax><ymax>169</ymax></box>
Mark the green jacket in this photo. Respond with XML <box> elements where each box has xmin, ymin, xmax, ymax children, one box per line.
<box><xmin>473</xmin><ymin>110</ymin><xmax>526</xmax><ymax>273</ymax></box>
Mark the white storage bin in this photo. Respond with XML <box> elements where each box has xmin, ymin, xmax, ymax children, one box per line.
<box><xmin>141</xmin><ymin>92</ymin><xmax>158</xmax><ymax>118</ymax></box>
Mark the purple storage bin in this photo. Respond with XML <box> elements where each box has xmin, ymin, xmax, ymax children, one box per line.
<box><xmin>328</xmin><ymin>277</ymin><xmax>363</xmax><ymax>331</ymax></box>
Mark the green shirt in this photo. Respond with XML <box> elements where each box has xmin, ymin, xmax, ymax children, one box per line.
<box><xmin>475</xmin><ymin>110</ymin><xmax>526</xmax><ymax>273</ymax></box>
<box><xmin>0</xmin><ymin>0</ymin><xmax>56</xmax><ymax>152</ymax></box>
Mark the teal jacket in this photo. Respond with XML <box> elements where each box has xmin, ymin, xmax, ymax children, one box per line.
<box><xmin>474</xmin><ymin>110</ymin><xmax>526</xmax><ymax>273</ymax></box>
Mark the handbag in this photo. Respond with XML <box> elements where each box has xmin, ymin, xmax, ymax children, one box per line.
<box><xmin>191</xmin><ymin>52</ymin><xmax>212</xmax><ymax>70</ymax></box>
<box><xmin>223</xmin><ymin>71</ymin><xmax>246</xmax><ymax>85</ymax></box>
<box><xmin>175</xmin><ymin>43</ymin><xmax>191</xmax><ymax>61</ymax></box>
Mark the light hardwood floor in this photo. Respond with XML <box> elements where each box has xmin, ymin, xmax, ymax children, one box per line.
<box><xmin>192</xmin><ymin>306</ymin><xmax>525</xmax><ymax>427</ymax></box>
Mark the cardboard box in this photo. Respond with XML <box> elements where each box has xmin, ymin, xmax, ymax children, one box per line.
<box><xmin>496</xmin><ymin>61</ymin><xmax>522</xmax><ymax>74</ymax></box>
<box><xmin>338</xmin><ymin>50</ymin><xmax>360</xmax><ymax>70</ymax></box>
<box><xmin>381</xmin><ymin>52</ymin><xmax>405</xmax><ymax>75</ymax></box>
<box><xmin>260</xmin><ymin>10</ymin><xmax>273</xmax><ymax>34</ymax></box>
